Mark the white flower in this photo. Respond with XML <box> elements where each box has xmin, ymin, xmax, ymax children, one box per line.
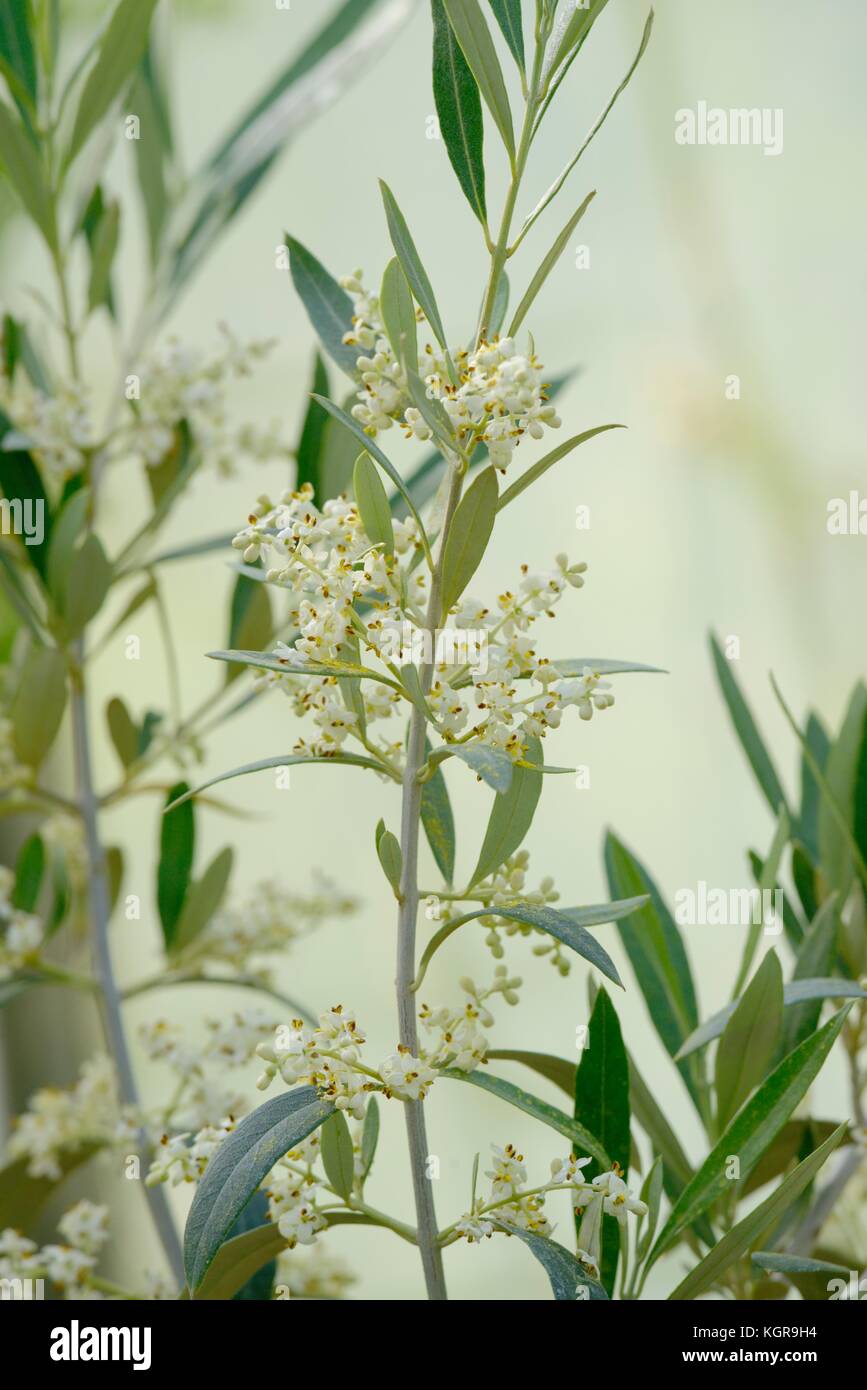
<box><xmin>40</xmin><ymin>1244</ymin><xmax>95</xmax><ymax>1289</ymax></box>
<box><xmin>379</xmin><ymin>1048</ymin><xmax>437</xmax><ymax>1101</ymax></box>
<box><xmin>455</xmin><ymin>1212</ymin><xmax>495</xmax><ymax>1243</ymax></box>
<box><xmin>57</xmin><ymin>1201</ymin><xmax>109</xmax><ymax>1256</ymax></box>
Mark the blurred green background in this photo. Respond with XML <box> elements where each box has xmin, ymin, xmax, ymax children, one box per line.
<box><xmin>2</xmin><ymin>0</ymin><xmax>866</xmax><ymax>1298</ymax></box>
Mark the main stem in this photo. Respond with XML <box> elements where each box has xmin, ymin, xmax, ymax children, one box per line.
<box><xmin>396</xmin><ymin>467</ymin><xmax>465</xmax><ymax>1301</ymax></box>
<box><xmin>70</xmin><ymin>647</ymin><xmax>185</xmax><ymax>1288</ymax></box>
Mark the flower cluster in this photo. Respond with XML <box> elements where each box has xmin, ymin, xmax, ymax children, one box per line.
<box><xmin>454</xmin><ymin>1145</ymin><xmax>647</xmax><ymax>1278</ymax></box>
<box><xmin>5</xmin><ymin>1055</ymin><xmax>136</xmax><ymax>1180</ymax></box>
<box><xmin>232</xmin><ymin>470</ymin><xmax>611</xmax><ymax>764</ymax></box>
<box><xmin>420</xmin><ymin>966</ymin><xmax>522</xmax><ymax>1072</ymax></box>
<box><xmin>126</xmin><ymin>328</ymin><xmax>286</xmax><ymax>477</ymax></box>
<box><xmin>274</xmin><ymin>1244</ymin><xmax>355</xmax><ymax>1299</ymax></box>
<box><xmin>169</xmin><ymin>876</ymin><xmax>356</xmax><ymax>979</ymax></box>
<box><xmin>0</xmin><ymin>864</ymin><xmax>43</xmax><ymax>979</ymax></box>
<box><xmin>0</xmin><ymin>1200</ymin><xmax>110</xmax><ymax>1297</ymax></box>
<box><xmin>0</xmin><ymin>370</ymin><xmax>94</xmax><ymax>488</ymax></box>
<box><xmin>342</xmin><ymin>270</ymin><xmax>561</xmax><ymax>469</ymax></box>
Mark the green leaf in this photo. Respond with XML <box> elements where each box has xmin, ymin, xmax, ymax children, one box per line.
<box><xmin>226</xmin><ymin>573</ymin><xmax>272</xmax><ymax>685</ymax></box>
<box><xmin>61</xmin><ymin>534</ymin><xmax>112</xmax><ymax>637</ymax></box>
<box><xmin>487</xmin><ymin>0</ymin><xmax>524</xmax><ymax>73</ymax></box>
<box><xmin>158</xmin><ymin>781</ymin><xmax>195</xmax><ymax>949</ymax></box>
<box><xmin>823</xmin><ymin>682</ymin><xmax>867</xmax><ymax>897</ymax></box>
<box><xmin>451</xmin><ymin>741</ymin><xmax>514</xmax><ymax>792</ymax></box>
<box><xmin>295</xmin><ymin>353</ymin><xmax>330</xmax><ymax>494</ymax></box>
<box><xmin>799</xmin><ymin>712</ymin><xmax>830</xmax><ymax>861</ymax></box>
<box><xmin>648</xmin><ymin>1007</ymin><xmax>852</xmax><ymax>1271</ymax></box>
<box><xmin>497</xmin><ymin>422</ymin><xmax>622</xmax><ymax>510</ymax></box>
<box><xmin>780</xmin><ymin>897</ymin><xmax>840</xmax><ymax>1057</ymax></box>
<box><xmin>432</xmin><ymin>0</ymin><xmax>487</xmax><ymax>226</ymax></box>
<box><xmin>226</xmin><ymin>1190</ymin><xmax>276</xmax><ymax>1301</ymax></box>
<box><xmin>627</xmin><ymin>1052</ymin><xmax>703</xmax><ymax>1213</ymax></box>
<box><xmin>67</xmin><ymin>0</ymin><xmax>160</xmax><ymax>167</ymax></box>
<box><xmin>172</xmin><ymin>847</ymin><xmax>234</xmax><ymax>956</ymax></box>
<box><xmin>85</xmin><ymin>195</ymin><xmax>120</xmax><ymax>315</ymax></box>
<box><xmin>418</xmin><ymin>899</ymin><xmax>633</xmax><ymax>990</ymax></box>
<box><xmin>310</xmin><ymin>394</ymin><xmax>432</xmax><ymax>561</ymax></box>
<box><xmin>11</xmin><ymin>644</ymin><xmax>66</xmax><ymax>767</ymax></box>
<box><xmin>166</xmin><ymin>751</ymin><xmax>392</xmax><ymax>812</ymax></box>
<box><xmin>320</xmin><ymin>1111</ymin><xmax>355</xmax><ymax>1201</ymax></box>
<box><xmin>441</xmin><ymin>1067</ymin><xmax>609</xmax><ymax>1167</ymax></box>
<box><xmin>751</xmin><ymin>1251</ymin><xmax>849</xmax><ymax>1278</ymax></box>
<box><xmin>360</xmin><ymin>1097</ymin><xmax>380</xmax><ymax>1180</ymax></box>
<box><xmin>354</xmin><ymin>451</ymin><xmax>394</xmax><ymax>555</ymax></box>
<box><xmin>520</xmin><ymin>9</ymin><xmax>652</xmax><ymax>239</ymax></box>
<box><xmin>573</xmin><ymin>986</ymin><xmax>630</xmax><ymax>1294</ymax></box>
<box><xmin>508</xmin><ymin>191</ymin><xmax>596</xmax><ymax>336</ymax></box>
<box><xmin>668</xmin><ymin>1124</ymin><xmax>847</xmax><ymax>1300</ymax></box>
<box><xmin>715</xmin><ymin>950</ymin><xmax>783</xmax><ymax>1131</ymax></box>
<box><xmin>0</xmin><ymin>1142</ymin><xmax>104</xmax><ymax>1231</ymax></box>
<box><xmin>379</xmin><ymin>180</ymin><xmax>449</xmax><ymax>351</ymax></box>
<box><xmin>742</xmin><ymin>1118</ymin><xmax>843</xmax><ymax>1196</ymax></box>
<box><xmin>486</xmin><ymin>268</ymin><xmax>509</xmax><ymax>336</ymax></box>
<box><xmin>420</xmin><ymin>747</ymin><xmax>456</xmax><ymax>883</ymax></box>
<box><xmin>469</xmin><ymin>731</ymin><xmax>541</xmax><ymax>886</ymax></box>
<box><xmin>676</xmin><ymin>977</ymin><xmax>866</xmax><ymax>1060</ymax></box>
<box><xmin>46</xmin><ymin>487</ymin><xmax>89</xmax><ymax>608</ymax></box>
<box><xmin>0</xmin><ymin>98</ymin><xmax>55</xmax><ymax>247</ymax></box>
<box><xmin>13</xmin><ymin>833</ymin><xmax>44</xmax><ymax>912</ymax></box>
<box><xmin>710</xmin><ymin>633</ymin><xmax>788</xmax><ymax>817</ymax></box>
<box><xmin>129</xmin><ymin>42</ymin><xmax>173</xmax><ymax>265</ymax></box>
<box><xmin>106</xmin><ymin>696</ymin><xmax>139</xmax><ymax>768</ymax></box>
<box><xmin>442</xmin><ymin>0</ymin><xmax>515</xmax><ymax>160</ymax></box>
<box><xmin>0</xmin><ymin>1</ymin><xmax>37</xmax><ymax>108</ymax></box>
<box><xmin>380</xmin><ymin>257</ymin><xmax>418</xmax><ymax>374</ymax></box>
<box><xmin>376</xmin><ymin>828</ymin><xmax>403</xmax><ymax>895</ymax></box>
<box><xmin>548</xmin><ymin>656</ymin><xmax>665</xmax><ymax>679</ymax></box>
<box><xmin>184</xmin><ymin>1087</ymin><xmax>333</xmax><ymax>1293</ymax></box>
<box><xmin>285</xmin><ymin>237</ymin><xmax>358</xmax><ymax>378</ymax></box>
<box><xmin>604</xmin><ymin>831</ymin><xmax>702</xmax><ymax>1106</ymax></box>
<box><xmin>498</xmin><ymin>1225</ymin><xmax>608</xmax><ymax>1300</ymax></box>
<box><xmin>441</xmin><ymin>467</ymin><xmax>498</xmax><ymax>613</ymax></box>
<box><xmin>636</xmin><ymin>1156</ymin><xmax>664</xmax><ymax>1263</ymax></box>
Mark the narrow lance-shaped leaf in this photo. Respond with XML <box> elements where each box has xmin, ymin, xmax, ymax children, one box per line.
<box><xmin>487</xmin><ymin>0</ymin><xmax>524</xmax><ymax>74</ymax></box>
<box><xmin>432</xmin><ymin>0</ymin><xmax>487</xmax><ymax>226</ymax></box>
<box><xmin>604</xmin><ymin>831</ymin><xmax>702</xmax><ymax>1108</ymax></box>
<box><xmin>573</xmin><ymin>986</ymin><xmax>630</xmax><ymax>1295</ymax></box>
<box><xmin>0</xmin><ymin>1</ymin><xmax>38</xmax><ymax>108</ymax></box>
<box><xmin>66</xmin><ymin>0</ymin><xmax>160</xmax><ymax>166</ymax></box>
<box><xmin>295</xmin><ymin>353</ymin><xmax>331</xmax><ymax>493</ymax></box>
<box><xmin>0</xmin><ymin>101</ymin><xmax>55</xmax><ymax>248</ymax></box>
<box><xmin>158</xmin><ymin>782</ymin><xmax>195</xmax><ymax>949</ymax></box>
<box><xmin>521</xmin><ymin>10</ymin><xmax>653</xmax><ymax>241</ymax></box>
<box><xmin>379</xmin><ymin>179</ymin><xmax>449</xmax><ymax>351</ymax></box>
<box><xmin>440</xmin><ymin>467</ymin><xmax>498</xmax><ymax>614</ymax></box>
<box><xmin>184</xmin><ymin>1088</ymin><xmax>334</xmax><ymax>1293</ymax></box>
<box><xmin>420</xmin><ymin>742</ymin><xmax>456</xmax><ymax>884</ymax></box>
<box><xmin>469</xmin><ymin>732</ymin><xmax>542</xmax><ymax>886</ymax></box>
<box><xmin>443</xmin><ymin>0</ymin><xmax>515</xmax><ymax>160</ymax></box>
<box><xmin>498</xmin><ymin>1226</ymin><xmax>608</xmax><ymax>1300</ymax></box>
<box><xmin>799</xmin><ymin>710</ymin><xmax>830</xmax><ymax>862</ymax></box>
<box><xmin>165</xmin><ymin>751</ymin><xmax>395</xmax><ymax>813</ymax></box>
<box><xmin>668</xmin><ymin>1124</ymin><xmax>847</xmax><ymax>1301</ymax></box>
<box><xmin>380</xmin><ymin>258</ymin><xmax>418</xmax><ymax>374</ymax></box>
<box><xmin>780</xmin><ymin>896</ymin><xmax>839</xmax><ymax>1057</ymax></box>
<box><xmin>508</xmin><ymin>190</ymin><xmax>596</xmax><ymax>336</ymax></box>
<box><xmin>676</xmin><ymin>976</ymin><xmax>866</xmax><ymax>1060</ymax></box>
<box><xmin>714</xmin><ymin>949</ymin><xmax>783</xmax><ymax>1132</ymax></box>
<box><xmin>647</xmin><ymin>1005</ymin><xmax>852</xmax><ymax>1271</ymax></box>
<box><xmin>172</xmin><ymin>847</ymin><xmax>234</xmax><ymax>956</ymax></box>
<box><xmin>286</xmin><ymin>237</ymin><xmax>359</xmax><ymax>378</ymax></box>
<box><xmin>11</xmin><ymin>646</ymin><xmax>67</xmax><ymax>769</ymax></box>
<box><xmin>822</xmin><ymin>682</ymin><xmax>867</xmax><ymax>897</ymax></box>
<box><xmin>441</xmin><ymin>1067</ymin><xmax>609</xmax><ymax>1167</ymax></box>
<box><xmin>710</xmin><ymin>632</ymin><xmax>789</xmax><ymax>817</ymax></box>
<box><xmin>354</xmin><ymin>452</ymin><xmax>394</xmax><ymax>555</ymax></box>
<box><xmin>320</xmin><ymin>1111</ymin><xmax>355</xmax><ymax>1201</ymax></box>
